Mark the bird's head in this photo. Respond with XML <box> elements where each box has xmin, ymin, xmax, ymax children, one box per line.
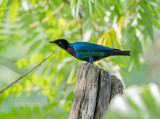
<box><xmin>49</xmin><ymin>39</ymin><xmax>69</xmax><ymax>49</ymax></box>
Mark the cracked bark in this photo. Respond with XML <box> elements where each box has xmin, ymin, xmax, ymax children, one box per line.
<box><xmin>68</xmin><ymin>63</ymin><xmax>123</xmax><ymax>119</ymax></box>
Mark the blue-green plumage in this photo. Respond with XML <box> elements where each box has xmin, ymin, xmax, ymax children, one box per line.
<box><xmin>49</xmin><ymin>39</ymin><xmax>130</xmax><ymax>62</ymax></box>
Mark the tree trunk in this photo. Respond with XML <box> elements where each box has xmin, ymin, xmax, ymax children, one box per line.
<box><xmin>68</xmin><ymin>63</ymin><xmax>123</xmax><ymax>119</ymax></box>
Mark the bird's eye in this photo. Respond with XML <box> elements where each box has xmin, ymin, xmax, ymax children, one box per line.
<box><xmin>59</xmin><ymin>42</ymin><xmax>62</xmax><ymax>45</ymax></box>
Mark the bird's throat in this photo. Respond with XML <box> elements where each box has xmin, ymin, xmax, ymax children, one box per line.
<box><xmin>66</xmin><ymin>46</ymin><xmax>76</xmax><ymax>57</ymax></box>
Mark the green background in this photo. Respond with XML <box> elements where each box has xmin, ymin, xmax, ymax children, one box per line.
<box><xmin>0</xmin><ymin>0</ymin><xmax>160</xmax><ymax>118</ymax></box>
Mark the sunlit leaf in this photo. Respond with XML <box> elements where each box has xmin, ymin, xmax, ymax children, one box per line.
<box><xmin>105</xmin><ymin>33</ymin><xmax>112</xmax><ymax>47</ymax></box>
<box><xmin>15</xmin><ymin>59</ymin><xmax>28</xmax><ymax>69</ymax></box>
<box><xmin>58</xmin><ymin>18</ymin><xmax>67</xmax><ymax>27</ymax></box>
<box><xmin>9</xmin><ymin>0</ymin><xmax>19</xmax><ymax>23</ymax></box>
<box><xmin>29</xmin><ymin>0</ymin><xmax>36</xmax><ymax>6</ymax></box>
<box><xmin>28</xmin><ymin>53</ymin><xmax>44</xmax><ymax>64</ymax></box>
<box><xmin>0</xmin><ymin>0</ymin><xmax>7</xmax><ymax>6</ymax></box>
<box><xmin>46</xmin><ymin>9</ymin><xmax>53</xmax><ymax>24</ymax></box>
<box><xmin>45</xmin><ymin>28</ymin><xmax>56</xmax><ymax>35</ymax></box>
<box><xmin>112</xmin><ymin>29</ymin><xmax>120</xmax><ymax>48</ymax></box>
<box><xmin>117</xmin><ymin>16</ymin><xmax>124</xmax><ymax>34</ymax></box>
<box><xmin>125</xmin><ymin>10</ymin><xmax>130</xmax><ymax>29</ymax></box>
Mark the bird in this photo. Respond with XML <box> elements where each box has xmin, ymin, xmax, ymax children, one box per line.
<box><xmin>49</xmin><ymin>39</ymin><xmax>130</xmax><ymax>63</ymax></box>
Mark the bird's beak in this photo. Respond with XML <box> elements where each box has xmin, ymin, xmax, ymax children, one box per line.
<box><xmin>49</xmin><ymin>41</ymin><xmax>55</xmax><ymax>44</ymax></box>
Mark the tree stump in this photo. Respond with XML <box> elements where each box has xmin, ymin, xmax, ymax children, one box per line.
<box><xmin>69</xmin><ymin>63</ymin><xmax>123</xmax><ymax>119</ymax></box>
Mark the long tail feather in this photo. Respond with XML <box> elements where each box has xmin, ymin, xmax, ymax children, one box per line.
<box><xmin>110</xmin><ymin>50</ymin><xmax>130</xmax><ymax>56</ymax></box>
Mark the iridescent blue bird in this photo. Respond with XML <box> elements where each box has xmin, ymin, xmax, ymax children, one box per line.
<box><xmin>49</xmin><ymin>39</ymin><xmax>130</xmax><ymax>62</ymax></box>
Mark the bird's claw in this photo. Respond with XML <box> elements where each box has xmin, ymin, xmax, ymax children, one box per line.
<box><xmin>89</xmin><ymin>57</ymin><xmax>94</xmax><ymax>63</ymax></box>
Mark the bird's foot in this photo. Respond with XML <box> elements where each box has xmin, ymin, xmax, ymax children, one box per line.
<box><xmin>89</xmin><ymin>57</ymin><xmax>94</xmax><ymax>63</ymax></box>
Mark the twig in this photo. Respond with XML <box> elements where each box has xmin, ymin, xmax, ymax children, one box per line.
<box><xmin>0</xmin><ymin>52</ymin><xmax>54</xmax><ymax>94</ymax></box>
<box><xmin>92</xmin><ymin>20</ymin><xmax>99</xmax><ymax>32</ymax></box>
<box><xmin>52</xmin><ymin>2</ymin><xmax>64</xmax><ymax>15</ymax></box>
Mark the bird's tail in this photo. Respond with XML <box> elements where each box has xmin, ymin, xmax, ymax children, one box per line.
<box><xmin>110</xmin><ymin>49</ymin><xmax>130</xmax><ymax>56</ymax></box>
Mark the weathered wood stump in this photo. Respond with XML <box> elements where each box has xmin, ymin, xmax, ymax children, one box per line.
<box><xmin>69</xmin><ymin>63</ymin><xmax>123</xmax><ymax>119</ymax></box>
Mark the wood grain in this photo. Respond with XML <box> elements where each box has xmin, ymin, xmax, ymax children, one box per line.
<box><xmin>69</xmin><ymin>63</ymin><xmax>123</xmax><ymax>119</ymax></box>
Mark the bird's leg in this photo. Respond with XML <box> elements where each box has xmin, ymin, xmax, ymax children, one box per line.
<box><xmin>89</xmin><ymin>57</ymin><xmax>94</xmax><ymax>63</ymax></box>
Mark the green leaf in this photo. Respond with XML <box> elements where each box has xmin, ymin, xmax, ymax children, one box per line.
<box><xmin>135</xmin><ymin>37</ymin><xmax>142</xmax><ymax>53</ymax></box>
<box><xmin>66</xmin><ymin>92</ymin><xmax>74</xmax><ymax>101</ymax></box>
<box><xmin>104</xmin><ymin>84</ymin><xmax>160</xmax><ymax>119</ymax></box>
<box><xmin>0</xmin><ymin>0</ymin><xmax>3</xmax><ymax>5</ymax></box>
<box><xmin>126</xmin><ymin>0</ymin><xmax>136</xmax><ymax>9</ymax></box>
<box><xmin>28</xmin><ymin>53</ymin><xmax>44</xmax><ymax>64</ymax></box>
<box><xmin>133</xmin><ymin>37</ymin><xmax>142</xmax><ymax>69</ymax></box>
<box><xmin>0</xmin><ymin>0</ymin><xmax>7</xmax><ymax>6</ymax></box>
<box><xmin>152</xmin><ymin>20</ymin><xmax>160</xmax><ymax>29</ymax></box>
<box><xmin>0</xmin><ymin>0</ymin><xmax>8</xmax><ymax>23</ymax></box>
<box><xmin>75</xmin><ymin>0</ymin><xmax>81</xmax><ymax>18</ymax></box>
<box><xmin>70</xmin><ymin>0</ymin><xmax>76</xmax><ymax>8</ymax></box>
<box><xmin>111</xmin><ymin>29</ymin><xmax>120</xmax><ymax>48</ymax></box>
<box><xmin>9</xmin><ymin>0</ymin><xmax>19</xmax><ymax>23</ymax></box>
<box><xmin>46</xmin><ymin>9</ymin><xmax>53</xmax><ymax>24</ymax></box>
<box><xmin>45</xmin><ymin>28</ymin><xmax>56</xmax><ymax>35</ymax></box>
<box><xmin>27</xmin><ymin>40</ymin><xmax>42</xmax><ymax>54</ymax></box>
<box><xmin>140</xmin><ymin>3</ymin><xmax>153</xmax><ymax>41</ymax></box>
<box><xmin>94</xmin><ymin>0</ymin><xmax>102</xmax><ymax>17</ymax></box>
<box><xmin>29</xmin><ymin>0</ymin><xmax>36</xmax><ymax>6</ymax></box>
<box><xmin>70</xmin><ymin>0</ymin><xmax>79</xmax><ymax>18</ymax></box>
<box><xmin>88</xmin><ymin>0</ymin><xmax>93</xmax><ymax>17</ymax></box>
<box><xmin>15</xmin><ymin>59</ymin><xmax>28</xmax><ymax>69</ymax></box>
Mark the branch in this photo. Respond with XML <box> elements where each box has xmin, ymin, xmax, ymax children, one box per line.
<box><xmin>0</xmin><ymin>52</ymin><xmax>54</xmax><ymax>94</ymax></box>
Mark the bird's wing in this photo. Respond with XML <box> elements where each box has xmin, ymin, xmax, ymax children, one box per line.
<box><xmin>72</xmin><ymin>42</ymin><xmax>114</xmax><ymax>51</ymax></box>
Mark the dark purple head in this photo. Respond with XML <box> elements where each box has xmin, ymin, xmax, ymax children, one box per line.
<box><xmin>49</xmin><ymin>39</ymin><xmax>69</xmax><ymax>49</ymax></box>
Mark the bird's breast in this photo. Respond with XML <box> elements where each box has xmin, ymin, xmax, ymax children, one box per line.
<box><xmin>66</xmin><ymin>47</ymin><xmax>76</xmax><ymax>57</ymax></box>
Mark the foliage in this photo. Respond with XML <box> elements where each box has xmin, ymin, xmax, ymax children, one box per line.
<box><xmin>0</xmin><ymin>0</ymin><xmax>160</xmax><ymax>118</ymax></box>
<box><xmin>104</xmin><ymin>84</ymin><xmax>160</xmax><ymax>119</ymax></box>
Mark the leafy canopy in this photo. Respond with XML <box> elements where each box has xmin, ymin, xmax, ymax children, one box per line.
<box><xmin>0</xmin><ymin>0</ymin><xmax>160</xmax><ymax>118</ymax></box>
